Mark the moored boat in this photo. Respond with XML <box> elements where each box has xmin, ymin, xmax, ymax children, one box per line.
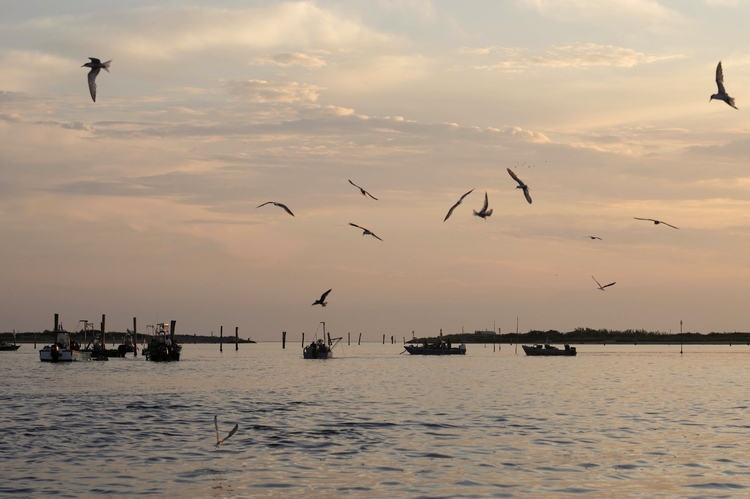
<box><xmin>303</xmin><ymin>322</ymin><xmax>342</xmax><ymax>359</ymax></box>
<box><xmin>404</xmin><ymin>341</ymin><xmax>466</xmax><ymax>355</ymax></box>
<box><xmin>0</xmin><ymin>341</ymin><xmax>21</xmax><ymax>351</ymax></box>
<box><xmin>145</xmin><ymin>321</ymin><xmax>181</xmax><ymax>362</ymax></box>
<box><xmin>522</xmin><ymin>343</ymin><xmax>577</xmax><ymax>356</ymax></box>
<box><xmin>40</xmin><ymin>314</ymin><xmax>82</xmax><ymax>362</ymax></box>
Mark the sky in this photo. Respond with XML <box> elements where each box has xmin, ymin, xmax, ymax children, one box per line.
<box><xmin>2</xmin><ymin>0</ymin><xmax>750</xmax><ymax>340</ymax></box>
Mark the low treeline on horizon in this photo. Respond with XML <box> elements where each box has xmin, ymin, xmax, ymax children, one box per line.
<box><xmin>3</xmin><ymin>327</ymin><xmax>750</xmax><ymax>345</ymax></box>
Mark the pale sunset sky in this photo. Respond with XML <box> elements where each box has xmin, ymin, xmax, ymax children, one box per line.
<box><xmin>1</xmin><ymin>0</ymin><xmax>750</xmax><ymax>339</ymax></box>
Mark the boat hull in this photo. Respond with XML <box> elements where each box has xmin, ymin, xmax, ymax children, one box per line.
<box><xmin>404</xmin><ymin>345</ymin><xmax>466</xmax><ymax>355</ymax></box>
<box><xmin>522</xmin><ymin>345</ymin><xmax>576</xmax><ymax>356</ymax></box>
<box><xmin>303</xmin><ymin>347</ymin><xmax>332</xmax><ymax>359</ymax></box>
<box><xmin>39</xmin><ymin>347</ymin><xmax>82</xmax><ymax>362</ymax></box>
<box><xmin>0</xmin><ymin>344</ymin><xmax>21</xmax><ymax>351</ymax></box>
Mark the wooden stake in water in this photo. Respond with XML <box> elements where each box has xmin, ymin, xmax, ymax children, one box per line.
<box><xmin>382</xmin><ymin>334</ymin><xmax>385</xmax><ymax>345</ymax></box>
<box><xmin>680</xmin><ymin>320</ymin><xmax>683</xmax><ymax>355</ymax></box>
<box><xmin>358</xmin><ymin>333</ymin><xmax>362</xmax><ymax>345</ymax></box>
<box><xmin>282</xmin><ymin>331</ymin><xmax>286</xmax><ymax>349</ymax></box>
<box><xmin>348</xmin><ymin>332</ymin><xmax>350</xmax><ymax>346</ymax></box>
<box><xmin>235</xmin><ymin>327</ymin><xmax>239</xmax><ymax>351</ymax></box>
<box><xmin>101</xmin><ymin>314</ymin><xmax>106</xmax><ymax>348</ymax></box>
<box><xmin>133</xmin><ymin>317</ymin><xmax>138</xmax><ymax>357</ymax></box>
<box><xmin>301</xmin><ymin>332</ymin><xmax>305</xmax><ymax>347</ymax></box>
<box><xmin>220</xmin><ymin>326</ymin><xmax>223</xmax><ymax>352</ymax></box>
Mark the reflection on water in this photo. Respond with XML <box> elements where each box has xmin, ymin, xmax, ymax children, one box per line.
<box><xmin>1</xmin><ymin>343</ymin><xmax>750</xmax><ymax>497</ymax></box>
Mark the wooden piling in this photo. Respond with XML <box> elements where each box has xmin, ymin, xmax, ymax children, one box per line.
<box><xmin>391</xmin><ymin>335</ymin><xmax>394</xmax><ymax>344</ymax></box>
<box><xmin>382</xmin><ymin>334</ymin><xmax>385</xmax><ymax>344</ymax></box>
<box><xmin>220</xmin><ymin>326</ymin><xmax>223</xmax><ymax>352</ymax></box>
<box><xmin>101</xmin><ymin>314</ymin><xmax>106</xmax><ymax>347</ymax></box>
<box><xmin>133</xmin><ymin>317</ymin><xmax>138</xmax><ymax>357</ymax></box>
<box><xmin>358</xmin><ymin>333</ymin><xmax>361</xmax><ymax>345</ymax></box>
<box><xmin>348</xmin><ymin>332</ymin><xmax>350</xmax><ymax>345</ymax></box>
<box><xmin>301</xmin><ymin>332</ymin><xmax>305</xmax><ymax>347</ymax></box>
<box><xmin>235</xmin><ymin>327</ymin><xmax>239</xmax><ymax>351</ymax></box>
<box><xmin>34</xmin><ymin>331</ymin><xmax>37</xmax><ymax>349</ymax></box>
<box><xmin>170</xmin><ymin>320</ymin><xmax>176</xmax><ymax>344</ymax></box>
<box><xmin>282</xmin><ymin>331</ymin><xmax>286</xmax><ymax>349</ymax></box>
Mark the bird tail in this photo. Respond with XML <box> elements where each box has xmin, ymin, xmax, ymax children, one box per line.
<box><xmin>102</xmin><ymin>60</ymin><xmax>112</xmax><ymax>72</ymax></box>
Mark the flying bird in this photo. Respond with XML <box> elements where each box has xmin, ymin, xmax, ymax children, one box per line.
<box><xmin>710</xmin><ymin>61</ymin><xmax>737</xmax><ymax>109</ymax></box>
<box><xmin>312</xmin><ymin>289</ymin><xmax>332</xmax><ymax>307</ymax></box>
<box><xmin>348</xmin><ymin>180</ymin><xmax>378</xmax><ymax>200</ymax></box>
<box><xmin>82</xmin><ymin>57</ymin><xmax>111</xmax><ymax>102</ymax></box>
<box><xmin>507</xmin><ymin>168</ymin><xmax>532</xmax><ymax>204</ymax></box>
<box><xmin>585</xmin><ymin>236</ymin><xmax>602</xmax><ymax>240</ymax></box>
<box><xmin>592</xmin><ymin>275</ymin><xmax>616</xmax><ymax>291</ymax></box>
<box><xmin>214</xmin><ymin>415</ymin><xmax>238</xmax><ymax>449</ymax></box>
<box><xmin>444</xmin><ymin>189</ymin><xmax>474</xmax><ymax>221</ymax></box>
<box><xmin>256</xmin><ymin>201</ymin><xmax>294</xmax><ymax>217</ymax></box>
<box><xmin>634</xmin><ymin>217</ymin><xmax>679</xmax><ymax>229</ymax></box>
<box><xmin>473</xmin><ymin>192</ymin><xmax>493</xmax><ymax>219</ymax></box>
<box><xmin>349</xmin><ymin>223</ymin><xmax>383</xmax><ymax>241</ymax></box>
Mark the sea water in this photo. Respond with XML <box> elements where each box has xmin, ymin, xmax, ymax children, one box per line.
<box><xmin>1</xmin><ymin>342</ymin><xmax>749</xmax><ymax>498</ymax></box>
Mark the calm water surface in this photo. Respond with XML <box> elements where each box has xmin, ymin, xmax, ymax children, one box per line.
<box><xmin>1</xmin><ymin>342</ymin><xmax>749</xmax><ymax>498</ymax></box>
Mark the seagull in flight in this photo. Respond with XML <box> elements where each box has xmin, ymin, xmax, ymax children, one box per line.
<box><xmin>592</xmin><ymin>275</ymin><xmax>616</xmax><ymax>291</ymax></box>
<box><xmin>82</xmin><ymin>58</ymin><xmax>111</xmax><ymax>102</ymax></box>
<box><xmin>214</xmin><ymin>415</ymin><xmax>238</xmax><ymax>449</ymax></box>
<box><xmin>256</xmin><ymin>201</ymin><xmax>294</xmax><ymax>217</ymax></box>
<box><xmin>312</xmin><ymin>289</ymin><xmax>332</xmax><ymax>307</ymax></box>
<box><xmin>473</xmin><ymin>192</ymin><xmax>493</xmax><ymax>219</ymax></box>
<box><xmin>507</xmin><ymin>168</ymin><xmax>532</xmax><ymax>204</ymax></box>
<box><xmin>348</xmin><ymin>180</ymin><xmax>378</xmax><ymax>200</ymax></box>
<box><xmin>710</xmin><ymin>61</ymin><xmax>737</xmax><ymax>109</ymax></box>
<box><xmin>349</xmin><ymin>223</ymin><xmax>383</xmax><ymax>241</ymax></box>
<box><xmin>585</xmin><ymin>236</ymin><xmax>602</xmax><ymax>240</ymax></box>
<box><xmin>444</xmin><ymin>189</ymin><xmax>474</xmax><ymax>221</ymax></box>
<box><xmin>634</xmin><ymin>217</ymin><xmax>679</xmax><ymax>229</ymax></box>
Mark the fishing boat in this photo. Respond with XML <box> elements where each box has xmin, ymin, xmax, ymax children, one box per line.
<box><xmin>404</xmin><ymin>341</ymin><xmax>466</xmax><ymax>355</ymax></box>
<box><xmin>0</xmin><ymin>341</ymin><xmax>20</xmax><ymax>351</ymax></box>
<box><xmin>117</xmin><ymin>332</ymin><xmax>137</xmax><ymax>357</ymax></box>
<box><xmin>303</xmin><ymin>322</ymin><xmax>342</xmax><ymax>359</ymax></box>
<box><xmin>522</xmin><ymin>343</ymin><xmax>577</xmax><ymax>356</ymax></box>
<box><xmin>40</xmin><ymin>314</ymin><xmax>82</xmax><ymax>362</ymax></box>
<box><xmin>144</xmin><ymin>321</ymin><xmax>181</xmax><ymax>362</ymax></box>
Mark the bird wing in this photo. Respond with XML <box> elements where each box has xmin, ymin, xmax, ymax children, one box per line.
<box><xmin>276</xmin><ymin>203</ymin><xmax>294</xmax><ymax>217</ymax></box>
<box><xmin>348</xmin><ymin>179</ymin><xmax>361</xmax><ymax>190</ymax></box>
<box><xmin>661</xmin><ymin>221</ymin><xmax>679</xmax><ymax>229</ymax></box>
<box><xmin>87</xmin><ymin>68</ymin><xmax>100</xmax><ymax>102</ymax></box>
<box><xmin>89</xmin><ymin>57</ymin><xmax>101</xmax><ymax>64</ymax></box>
<box><xmin>320</xmin><ymin>289</ymin><xmax>332</xmax><ymax>301</ymax></box>
<box><xmin>365</xmin><ymin>191</ymin><xmax>378</xmax><ymax>200</ymax></box>
<box><xmin>444</xmin><ymin>201</ymin><xmax>460</xmax><ymax>221</ymax></box>
<box><xmin>603</xmin><ymin>282</ymin><xmax>616</xmax><ymax>289</ymax></box>
<box><xmin>483</xmin><ymin>208</ymin><xmax>493</xmax><ymax>217</ymax></box>
<box><xmin>726</xmin><ymin>96</ymin><xmax>737</xmax><ymax>109</ymax></box>
<box><xmin>459</xmin><ymin>188</ymin><xmax>475</xmax><ymax>202</ymax></box>
<box><xmin>214</xmin><ymin>416</ymin><xmax>220</xmax><ymax>445</ymax></box>
<box><xmin>591</xmin><ymin>275</ymin><xmax>602</xmax><ymax>288</ymax></box>
<box><xmin>256</xmin><ymin>201</ymin><xmax>273</xmax><ymax>208</ymax></box>
<box><xmin>370</xmin><ymin>232</ymin><xmax>383</xmax><ymax>241</ymax></box>
<box><xmin>349</xmin><ymin>223</ymin><xmax>364</xmax><ymax>231</ymax></box>
<box><xmin>716</xmin><ymin>61</ymin><xmax>726</xmax><ymax>94</ymax></box>
<box><xmin>507</xmin><ymin>168</ymin><xmax>523</xmax><ymax>186</ymax></box>
<box><xmin>481</xmin><ymin>192</ymin><xmax>489</xmax><ymax>212</ymax></box>
<box><xmin>633</xmin><ymin>217</ymin><xmax>656</xmax><ymax>222</ymax></box>
<box><xmin>523</xmin><ymin>187</ymin><xmax>532</xmax><ymax>204</ymax></box>
<box><xmin>220</xmin><ymin>424</ymin><xmax>239</xmax><ymax>445</ymax></box>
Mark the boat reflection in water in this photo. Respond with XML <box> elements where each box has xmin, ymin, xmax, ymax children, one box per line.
<box><xmin>522</xmin><ymin>343</ymin><xmax>577</xmax><ymax>356</ymax></box>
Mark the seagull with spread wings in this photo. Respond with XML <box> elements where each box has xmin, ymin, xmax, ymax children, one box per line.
<box><xmin>349</xmin><ymin>223</ymin><xmax>383</xmax><ymax>241</ymax></box>
<box><xmin>710</xmin><ymin>61</ymin><xmax>737</xmax><ymax>109</ymax></box>
<box><xmin>507</xmin><ymin>168</ymin><xmax>532</xmax><ymax>204</ymax></box>
<box><xmin>256</xmin><ymin>201</ymin><xmax>295</xmax><ymax>217</ymax></box>
<box><xmin>585</xmin><ymin>236</ymin><xmax>602</xmax><ymax>240</ymax></box>
<box><xmin>634</xmin><ymin>217</ymin><xmax>679</xmax><ymax>229</ymax></box>
<box><xmin>592</xmin><ymin>276</ymin><xmax>616</xmax><ymax>291</ymax></box>
<box><xmin>312</xmin><ymin>289</ymin><xmax>332</xmax><ymax>307</ymax></box>
<box><xmin>473</xmin><ymin>192</ymin><xmax>493</xmax><ymax>219</ymax></box>
<box><xmin>214</xmin><ymin>415</ymin><xmax>238</xmax><ymax>449</ymax></box>
<box><xmin>444</xmin><ymin>189</ymin><xmax>474</xmax><ymax>221</ymax></box>
<box><xmin>82</xmin><ymin>57</ymin><xmax>111</xmax><ymax>102</ymax></box>
<box><xmin>348</xmin><ymin>180</ymin><xmax>378</xmax><ymax>200</ymax></box>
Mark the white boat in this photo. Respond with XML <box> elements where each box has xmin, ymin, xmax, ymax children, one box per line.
<box><xmin>39</xmin><ymin>314</ymin><xmax>83</xmax><ymax>362</ymax></box>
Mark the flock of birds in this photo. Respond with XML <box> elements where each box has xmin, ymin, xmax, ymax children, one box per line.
<box><xmin>82</xmin><ymin>58</ymin><xmax>736</xmax><ymax>301</ymax></box>
<box><xmin>78</xmin><ymin>55</ymin><xmax>740</xmax><ymax>447</ymax></box>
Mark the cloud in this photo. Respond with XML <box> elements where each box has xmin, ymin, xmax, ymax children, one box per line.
<box><xmin>8</xmin><ymin>3</ymin><xmax>392</xmax><ymax>62</ymax></box>
<box><xmin>0</xmin><ymin>50</ymin><xmax>77</xmax><ymax>92</ymax></box>
<box><xmin>517</xmin><ymin>0</ymin><xmax>685</xmax><ymax>24</ymax></box>
<box><xmin>464</xmin><ymin>43</ymin><xmax>682</xmax><ymax>70</ymax></box>
<box><xmin>222</xmin><ymin>79</ymin><xmax>322</xmax><ymax>103</ymax></box>
<box><xmin>378</xmin><ymin>0</ymin><xmax>437</xmax><ymax>22</ymax></box>
<box><xmin>703</xmin><ymin>0</ymin><xmax>740</xmax><ymax>5</ymax></box>
<box><xmin>251</xmin><ymin>52</ymin><xmax>327</xmax><ymax>68</ymax></box>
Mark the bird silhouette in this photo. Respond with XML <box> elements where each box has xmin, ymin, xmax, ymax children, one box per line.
<box><xmin>348</xmin><ymin>180</ymin><xmax>378</xmax><ymax>200</ymax></box>
<box><xmin>349</xmin><ymin>223</ymin><xmax>383</xmax><ymax>241</ymax></box>
<box><xmin>214</xmin><ymin>415</ymin><xmax>238</xmax><ymax>449</ymax></box>
<box><xmin>634</xmin><ymin>217</ymin><xmax>678</xmax><ymax>229</ymax></box>
<box><xmin>312</xmin><ymin>289</ymin><xmax>332</xmax><ymax>307</ymax></box>
<box><xmin>444</xmin><ymin>189</ymin><xmax>474</xmax><ymax>221</ymax></box>
<box><xmin>585</xmin><ymin>236</ymin><xmax>602</xmax><ymax>240</ymax></box>
<box><xmin>257</xmin><ymin>201</ymin><xmax>294</xmax><ymax>217</ymax></box>
<box><xmin>710</xmin><ymin>61</ymin><xmax>737</xmax><ymax>109</ymax></box>
<box><xmin>82</xmin><ymin>57</ymin><xmax>111</xmax><ymax>102</ymax></box>
<box><xmin>592</xmin><ymin>275</ymin><xmax>616</xmax><ymax>291</ymax></box>
<box><xmin>507</xmin><ymin>168</ymin><xmax>532</xmax><ymax>204</ymax></box>
<box><xmin>473</xmin><ymin>192</ymin><xmax>493</xmax><ymax>219</ymax></box>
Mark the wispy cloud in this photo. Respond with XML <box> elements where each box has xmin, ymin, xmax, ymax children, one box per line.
<box><xmin>517</xmin><ymin>0</ymin><xmax>685</xmax><ymax>24</ymax></box>
<box><xmin>222</xmin><ymin>79</ymin><xmax>322</xmax><ymax>103</ymax></box>
<box><xmin>250</xmin><ymin>52</ymin><xmax>327</xmax><ymax>68</ymax></box>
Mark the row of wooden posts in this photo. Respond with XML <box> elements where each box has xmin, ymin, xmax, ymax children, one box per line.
<box><xmin>280</xmin><ymin>331</ymin><xmax>405</xmax><ymax>349</ymax></box>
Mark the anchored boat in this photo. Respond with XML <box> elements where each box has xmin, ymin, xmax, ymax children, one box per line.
<box><xmin>303</xmin><ymin>322</ymin><xmax>342</xmax><ymax>359</ymax></box>
<box><xmin>522</xmin><ymin>343</ymin><xmax>577</xmax><ymax>356</ymax></box>
<box><xmin>40</xmin><ymin>314</ymin><xmax>82</xmax><ymax>362</ymax></box>
<box><xmin>144</xmin><ymin>321</ymin><xmax>181</xmax><ymax>362</ymax></box>
<box><xmin>403</xmin><ymin>341</ymin><xmax>466</xmax><ymax>355</ymax></box>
